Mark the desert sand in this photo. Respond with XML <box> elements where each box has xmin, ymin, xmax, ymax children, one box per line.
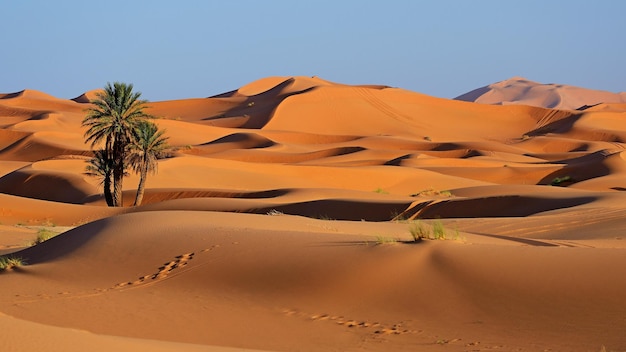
<box><xmin>455</xmin><ymin>76</ymin><xmax>626</xmax><ymax>110</ymax></box>
<box><xmin>1</xmin><ymin>76</ymin><xmax>625</xmax><ymax>351</ymax></box>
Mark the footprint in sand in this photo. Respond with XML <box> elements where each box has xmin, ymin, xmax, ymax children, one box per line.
<box><xmin>285</xmin><ymin>308</ymin><xmax>416</xmax><ymax>335</ymax></box>
<box><xmin>113</xmin><ymin>252</ymin><xmax>195</xmax><ymax>289</ymax></box>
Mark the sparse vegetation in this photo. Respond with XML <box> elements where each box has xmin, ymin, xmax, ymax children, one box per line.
<box><xmin>375</xmin><ymin>235</ymin><xmax>398</xmax><ymax>244</ymax></box>
<box><xmin>0</xmin><ymin>256</ymin><xmax>25</xmax><ymax>270</ymax></box>
<box><xmin>407</xmin><ymin>219</ymin><xmax>461</xmax><ymax>241</ymax></box>
<box><xmin>432</xmin><ymin>220</ymin><xmax>446</xmax><ymax>240</ymax></box>
<box><xmin>551</xmin><ymin>175</ymin><xmax>573</xmax><ymax>186</ymax></box>
<box><xmin>266</xmin><ymin>209</ymin><xmax>284</xmax><ymax>216</ymax></box>
<box><xmin>31</xmin><ymin>228</ymin><xmax>59</xmax><ymax>245</ymax></box>
<box><xmin>374</xmin><ymin>187</ymin><xmax>389</xmax><ymax>194</ymax></box>
<box><xmin>409</xmin><ymin>221</ymin><xmax>429</xmax><ymax>241</ymax></box>
<box><xmin>411</xmin><ymin>188</ymin><xmax>452</xmax><ymax>197</ymax></box>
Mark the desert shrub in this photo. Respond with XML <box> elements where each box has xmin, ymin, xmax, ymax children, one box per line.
<box><xmin>31</xmin><ymin>228</ymin><xmax>59</xmax><ymax>245</ymax></box>
<box><xmin>551</xmin><ymin>176</ymin><xmax>572</xmax><ymax>186</ymax></box>
<box><xmin>375</xmin><ymin>235</ymin><xmax>398</xmax><ymax>244</ymax></box>
<box><xmin>409</xmin><ymin>221</ymin><xmax>430</xmax><ymax>241</ymax></box>
<box><xmin>411</xmin><ymin>188</ymin><xmax>452</xmax><ymax>197</ymax></box>
<box><xmin>266</xmin><ymin>209</ymin><xmax>284</xmax><ymax>216</ymax></box>
<box><xmin>374</xmin><ymin>187</ymin><xmax>389</xmax><ymax>194</ymax></box>
<box><xmin>432</xmin><ymin>220</ymin><xmax>446</xmax><ymax>240</ymax></box>
<box><xmin>0</xmin><ymin>256</ymin><xmax>25</xmax><ymax>270</ymax></box>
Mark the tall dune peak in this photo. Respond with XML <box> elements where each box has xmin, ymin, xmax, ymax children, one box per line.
<box><xmin>235</xmin><ymin>75</ymin><xmax>338</xmax><ymax>97</ymax></box>
<box><xmin>455</xmin><ymin>77</ymin><xmax>626</xmax><ymax>110</ymax></box>
<box><xmin>71</xmin><ymin>89</ymin><xmax>105</xmax><ymax>103</ymax></box>
<box><xmin>0</xmin><ymin>89</ymin><xmax>60</xmax><ymax>101</ymax></box>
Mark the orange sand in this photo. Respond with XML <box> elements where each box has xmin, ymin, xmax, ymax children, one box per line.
<box><xmin>1</xmin><ymin>76</ymin><xmax>625</xmax><ymax>351</ymax></box>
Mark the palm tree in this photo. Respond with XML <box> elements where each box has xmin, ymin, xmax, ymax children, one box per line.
<box><xmin>85</xmin><ymin>150</ymin><xmax>114</xmax><ymax>206</ymax></box>
<box><xmin>82</xmin><ymin>82</ymin><xmax>154</xmax><ymax>206</ymax></box>
<box><xmin>127</xmin><ymin>121</ymin><xmax>169</xmax><ymax>206</ymax></box>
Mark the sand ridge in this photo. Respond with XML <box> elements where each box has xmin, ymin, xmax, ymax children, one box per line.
<box><xmin>456</xmin><ymin>76</ymin><xmax>626</xmax><ymax>110</ymax></box>
<box><xmin>1</xmin><ymin>76</ymin><xmax>626</xmax><ymax>351</ymax></box>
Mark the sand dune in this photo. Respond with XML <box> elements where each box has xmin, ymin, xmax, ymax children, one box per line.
<box><xmin>1</xmin><ymin>76</ymin><xmax>626</xmax><ymax>351</ymax></box>
<box><xmin>455</xmin><ymin>76</ymin><xmax>626</xmax><ymax>110</ymax></box>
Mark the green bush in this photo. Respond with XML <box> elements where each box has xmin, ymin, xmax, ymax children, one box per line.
<box><xmin>0</xmin><ymin>256</ymin><xmax>25</xmax><ymax>270</ymax></box>
<box><xmin>31</xmin><ymin>228</ymin><xmax>59</xmax><ymax>245</ymax></box>
<box><xmin>409</xmin><ymin>221</ymin><xmax>430</xmax><ymax>241</ymax></box>
<box><xmin>432</xmin><ymin>220</ymin><xmax>446</xmax><ymax>240</ymax></box>
<box><xmin>551</xmin><ymin>176</ymin><xmax>572</xmax><ymax>186</ymax></box>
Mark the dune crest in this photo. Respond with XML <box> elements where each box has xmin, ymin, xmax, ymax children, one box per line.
<box><xmin>71</xmin><ymin>89</ymin><xmax>105</xmax><ymax>103</ymax></box>
<box><xmin>455</xmin><ymin>76</ymin><xmax>626</xmax><ymax>110</ymax></box>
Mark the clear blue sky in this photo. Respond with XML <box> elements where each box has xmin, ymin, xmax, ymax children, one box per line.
<box><xmin>2</xmin><ymin>0</ymin><xmax>624</xmax><ymax>101</ymax></box>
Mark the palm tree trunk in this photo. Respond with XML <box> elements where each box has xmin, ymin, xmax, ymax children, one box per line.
<box><xmin>112</xmin><ymin>139</ymin><xmax>125</xmax><ymax>207</ymax></box>
<box><xmin>112</xmin><ymin>168</ymin><xmax>123</xmax><ymax>207</ymax></box>
<box><xmin>133</xmin><ymin>166</ymin><xmax>147</xmax><ymax>206</ymax></box>
<box><xmin>103</xmin><ymin>135</ymin><xmax>114</xmax><ymax>207</ymax></box>
<box><xmin>103</xmin><ymin>176</ymin><xmax>114</xmax><ymax>206</ymax></box>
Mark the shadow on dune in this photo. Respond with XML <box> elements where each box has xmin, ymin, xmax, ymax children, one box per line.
<box><xmin>7</xmin><ymin>219</ymin><xmax>111</xmax><ymax>265</ymax></box>
<box><xmin>525</xmin><ymin>112</ymin><xmax>582</xmax><ymax>136</ymax></box>
<box><xmin>0</xmin><ymin>169</ymin><xmax>96</xmax><ymax>204</ymax></box>
<box><xmin>407</xmin><ymin>195</ymin><xmax>596</xmax><ymax>219</ymax></box>
<box><xmin>83</xmin><ymin>188</ymin><xmax>292</xmax><ymax>206</ymax></box>
<box><xmin>453</xmin><ymin>85</ymin><xmax>491</xmax><ymax>102</ymax></box>
<box><xmin>253</xmin><ymin>199</ymin><xmax>413</xmax><ymax>221</ymax></box>
<box><xmin>536</xmin><ymin>150</ymin><xmax>612</xmax><ymax>186</ymax></box>
<box><xmin>201</xmin><ymin>78</ymin><xmax>317</xmax><ymax>129</ymax></box>
<box><xmin>469</xmin><ymin>232</ymin><xmax>560</xmax><ymax>247</ymax></box>
<box><xmin>0</xmin><ymin>135</ymin><xmax>91</xmax><ymax>162</ymax></box>
<box><xmin>200</xmin><ymin>132</ymin><xmax>275</xmax><ymax>149</ymax></box>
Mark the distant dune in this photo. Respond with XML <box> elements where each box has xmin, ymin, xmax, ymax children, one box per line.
<box><xmin>1</xmin><ymin>76</ymin><xmax>625</xmax><ymax>351</ymax></box>
<box><xmin>455</xmin><ymin>76</ymin><xmax>626</xmax><ymax>110</ymax></box>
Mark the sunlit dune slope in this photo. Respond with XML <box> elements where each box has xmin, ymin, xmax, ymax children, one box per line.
<box><xmin>1</xmin><ymin>211</ymin><xmax>625</xmax><ymax>351</ymax></box>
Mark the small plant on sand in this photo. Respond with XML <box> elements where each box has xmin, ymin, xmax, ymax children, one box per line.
<box><xmin>375</xmin><ymin>235</ymin><xmax>398</xmax><ymax>245</ymax></box>
<box><xmin>374</xmin><ymin>187</ymin><xmax>389</xmax><ymax>194</ymax></box>
<box><xmin>410</xmin><ymin>188</ymin><xmax>452</xmax><ymax>197</ymax></box>
<box><xmin>0</xmin><ymin>256</ymin><xmax>25</xmax><ymax>270</ymax></box>
<box><xmin>432</xmin><ymin>220</ymin><xmax>446</xmax><ymax>240</ymax></box>
<box><xmin>409</xmin><ymin>220</ymin><xmax>464</xmax><ymax>242</ymax></box>
<box><xmin>453</xmin><ymin>226</ymin><xmax>460</xmax><ymax>241</ymax></box>
<box><xmin>409</xmin><ymin>221</ymin><xmax>430</xmax><ymax>241</ymax></box>
<box><xmin>266</xmin><ymin>209</ymin><xmax>284</xmax><ymax>216</ymax></box>
<box><xmin>551</xmin><ymin>175</ymin><xmax>572</xmax><ymax>186</ymax></box>
<box><xmin>31</xmin><ymin>228</ymin><xmax>59</xmax><ymax>245</ymax></box>
<box><xmin>317</xmin><ymin>214</ymin><xmax>335</xmax><ymax>221</ymax></box>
